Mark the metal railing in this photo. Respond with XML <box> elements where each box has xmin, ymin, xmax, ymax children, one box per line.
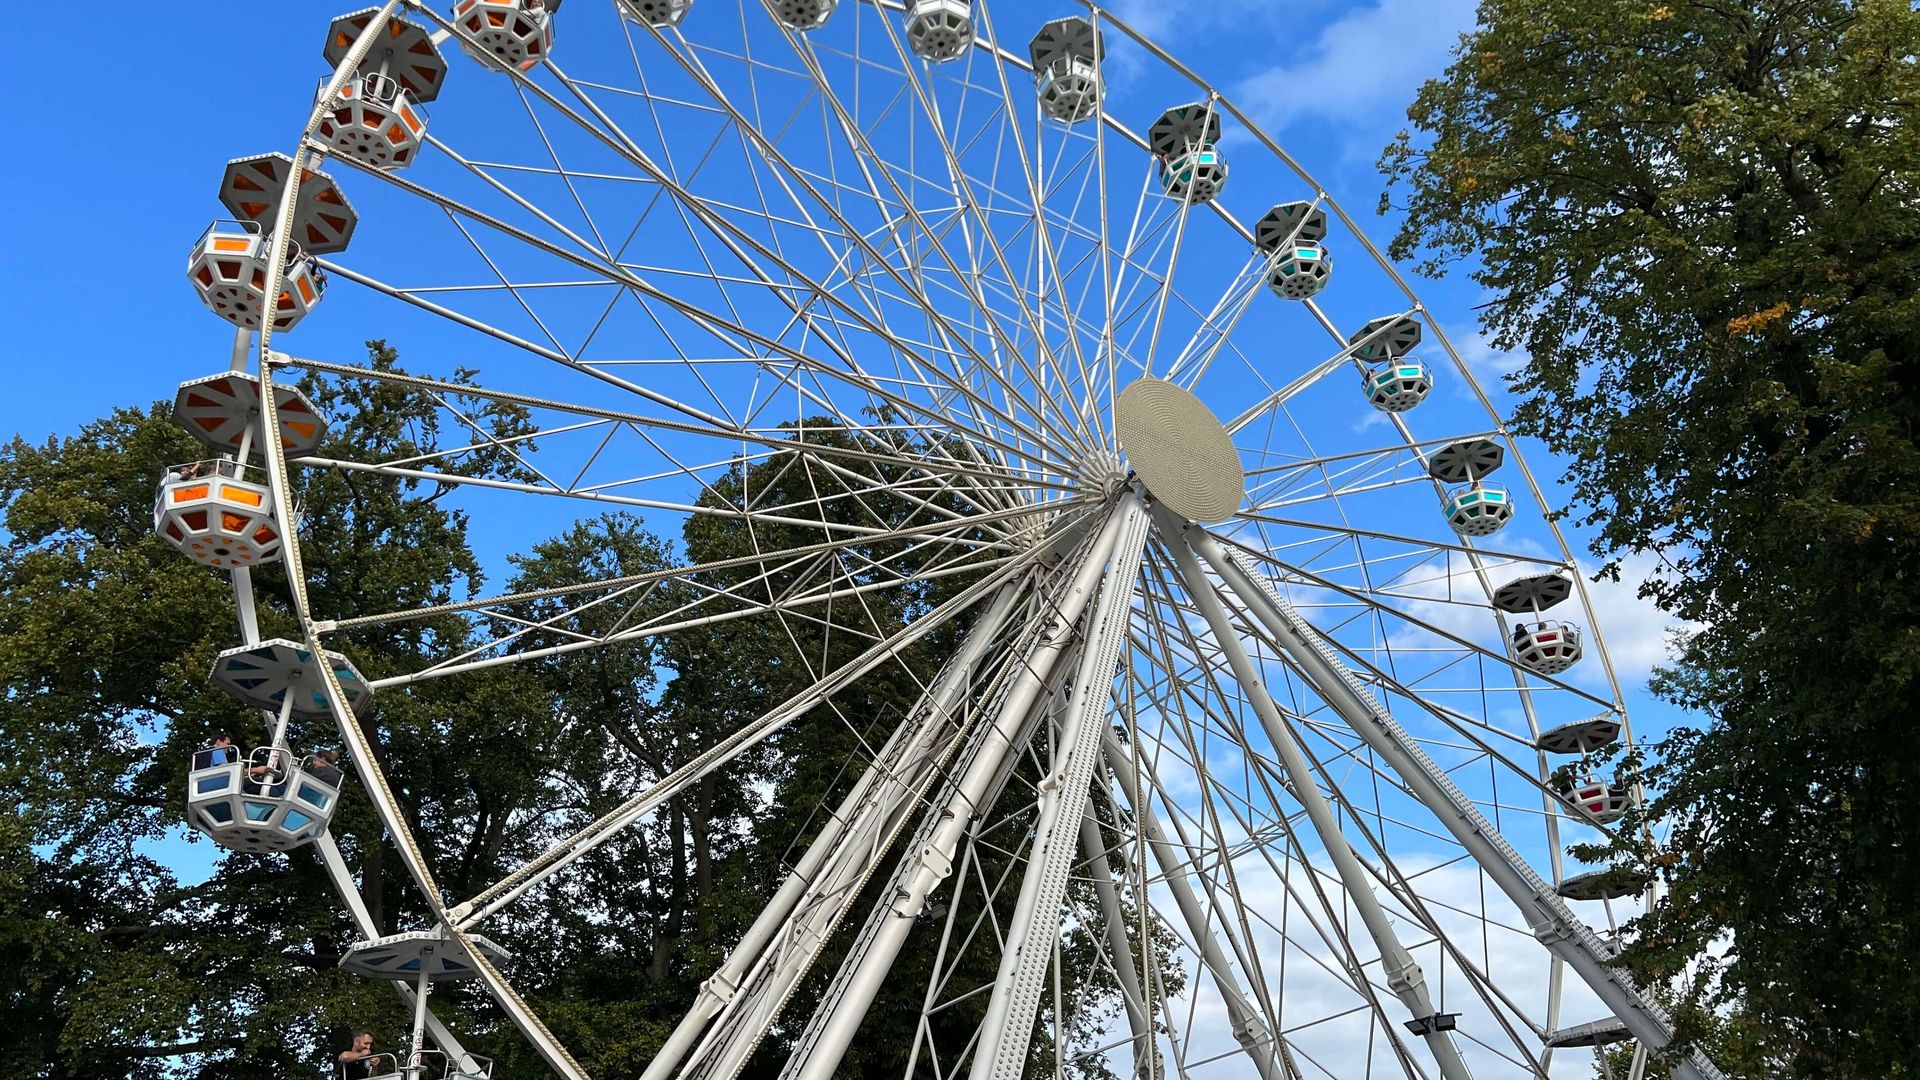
<box><xmin>338</xmin><ymin>1052</ymin><xmax>399</xmax><ymax>1079</ymax></box>
<box><xmin>189</xmin><ymin>743</ymin><xmax>242</xmax><ymax>771</ymax></box>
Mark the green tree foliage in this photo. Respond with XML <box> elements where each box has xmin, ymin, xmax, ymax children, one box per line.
<box><xmin>1381</xmin><ymin>2</ymin><xmax>1920</xmax><ymax>1073</ymax></box>
<box><xmin>476</xmin><ymin>419</ymin><xmax>1173</xmax><ymax>1079</ymax></box>
<box><xmin>0</xmin><ymin>341</ymin><xmax>547</xmax><ymax>1077</ymax></box>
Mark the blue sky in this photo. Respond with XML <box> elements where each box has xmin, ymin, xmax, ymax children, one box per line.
<box><xmin>0</xmin><ymin>0</ymin><xmax>1694</xmax><ymax>722</ymax></box>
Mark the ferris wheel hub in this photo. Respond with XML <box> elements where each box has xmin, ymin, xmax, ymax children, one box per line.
<box><xmin>1115</xmin><ymin>378</ymin><xmax>1243</xmax><ymax>524</ymax></box>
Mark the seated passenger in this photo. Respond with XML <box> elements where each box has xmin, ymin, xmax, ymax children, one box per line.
<box><xmin>308</xmin><ymin>749</ymin><xmax>345</xmax><ymax>788</ymax></box>
<box><xmin>192</xmin><ymin>732</ymin><xmax>238</xmax><ymax>771</ymax></box>
<box><xmin>337</xmin><ymin>1030</ymin><xmax>382</xmax><ymax>1079</ymax></box>
<box><xmin>154</xmin><ymin>461</ymin><xmax>203</xmax><ymax>530</ymax></box>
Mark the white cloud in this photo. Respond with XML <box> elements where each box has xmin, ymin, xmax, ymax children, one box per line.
<box><xmin>1351</xmin><ymin>406</ymin><xmax>1392</xmax><ymax>434</ymax></box>
<box><xmin>1579</xmin><ymin>553</ymin><xmax>1696</xmax><ymax>680</ymax></box>
<box><xmin>1235</xmin><ymin>0</ymin><xmax>1478</xmax><ymax>134</ymax></box>
<box><xmin>1445</xmin><ymin>320</ymin><xmax>1526</xmax><ymax>392</ymax></box>
<box><xmin>1121</xmin><ymin>847</ymin><xmax>1625</xmax><ymax>1078</ymax></box>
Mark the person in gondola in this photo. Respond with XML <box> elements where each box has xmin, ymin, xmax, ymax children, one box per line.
<box><xmin>154</xmin><ymin>460</ymin><xmax>202</xmax><ymax>531</ymax></box>
<box><xmin>337</xmin><ymin>1030</ymin><xmax>381</xmax><ymax>1079</ymax></box>
<box><xmin>308</xmin><ymin>749</ymin><xmax>345</xmax><ymax>788</ymax></box>
<box><xmin>193</xmin><ymin>732</ymin><xmax>237</xmax><ymax>770</ymax></box>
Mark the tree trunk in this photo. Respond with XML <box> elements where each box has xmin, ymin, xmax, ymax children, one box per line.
<box><xmin>694</xmin><ymin>774</ymin><xmax>715</xmax><ymax>943</ymax></box>
<box><xmin>361</xmin><ymin>829</ymin><xmax>385</xmax><ymax>934</ymax></box>
<box><xmin>649</xmin><ymin>798</ymin><xmax>688</xmax><ymax>982</ymax></box>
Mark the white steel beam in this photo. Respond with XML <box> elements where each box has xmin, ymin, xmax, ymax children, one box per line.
<box><xmin>970</xmin><ymin>497</ymin><xmax>1151</xmax><ymax>1080</ymax></box>
<box><xmin>646</xmin><ymin>579</ymin><xmax>1025</xmax><ymax>1080</ymax></box>
<box><xmin>780</xmin><ymin>495</ymin><xmax>1141</xmax><ymax>1080</ymax></box>
<box><xmin>447</xmin><ymin>548</ymin><xmax>1043</xmax><ymax>930</ymax></box>
<box><xmin>1079</xmin><ymin>806</ymin><xmax>1153</xmax><ymax>1065</ymax></box>
<box><xmin>1159</xmin><ymin>509</ymin><xmax>1473</xmax><ymax>1080</ymax></box>
<box><xmin>1100</xmin><ymin>728</ymin><xmax>1293</xmax><ymax>1080</ymax></box>
<box><xmin>1192</xmin><ymin>528</ymin><xmax>1726</xmax><ymax>1080</ymax></box>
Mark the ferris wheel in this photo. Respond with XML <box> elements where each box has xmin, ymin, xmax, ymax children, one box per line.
<box><xmin>157</xmin><ymin>1</ymin><xmax>1728</xmax><ymax>1078</ymax></box>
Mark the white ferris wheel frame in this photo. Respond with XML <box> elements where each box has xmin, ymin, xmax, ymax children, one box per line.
<box><xmin>183</xmin><ymin>1</ymin><xmax>1731</xmax><ymax>1078</ymax></box>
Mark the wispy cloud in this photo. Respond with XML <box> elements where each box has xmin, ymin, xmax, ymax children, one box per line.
<box><xmin>1440</xmin><ymin>320</ymin><xmax>1526</xmax><ymax>401</ymax></box>
<box><xmin>1582</xmin><ymin>552</ymin><xmax>1697</xmax><ymax>679</ymax></box>
<box><xmin>1235</xmin><ymin>0</ymin><xmax>1477</xmax><ymax>135</ymax></box>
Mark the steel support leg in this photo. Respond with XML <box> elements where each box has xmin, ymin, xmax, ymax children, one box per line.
<box><xmin>1191</xmin><ymin>528</ymin><xmax>1725</xmax><ymax>1080</ymax></box>
<box><xmin>642</xmin><ymin>580</ymin><xmax>1025</xmax><ymax>1080</ymax></box>
<box><xmin>1101</xmin><ymin>729</ymin><xmax>1291</xmax><ymax>1080</ymax></box>
<box><xmin>1079</xmin><ymin>807</ymin><xmax>1152</xmax><ymax>1063</ymax></box>
<box><xmin>971</xmin><ymin>497</ymin><xmax>1152</xmax><ymax>1080</ymax></box>
<box><xmin>782</xmin><ymin>498</ymin><xmax>1137</xmax><ymax>1080</ymax></box>
<box><xmin>1159</xmin><ymin>511</ymin><xmax>1473</xmax><ymax>1079</ymax></box>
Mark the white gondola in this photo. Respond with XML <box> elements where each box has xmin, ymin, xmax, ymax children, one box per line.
<box><xmin>1349</xmin><ymin>313</ymin><xmax>1433</xmax><ymax>411</ymax></box>
<box><xmin>905</xmin><ymin>0</ymin><xmax>972</xmax><ymax>62</ymax></box>
<box><xmin>186</xmin><ymin>640</ymin><xmax>373</xmax><ymax>852</ymax></box>
<box><xmin>153</xmin><ymin>459</ymin><xmax>286</xmax><ymax>569</ymax></box>
<box><xmin>1363</xmin><ymin>358</ymin><xmax>1433</xmax><ymax>412</ymax></box>
<box><xmin>186</xmin><ymin>745</ymin><xmax>340</xmax><ymax>853</ymax></box>
<box><xmin>1266</xmin><ymin>240</ymin><xmax>1332</xmax><ymax>300</ymax></box>
<box><xmin>187</xmin><ymin>221</ymin><xmax>326</xmax><ymax>332</ymax></box>
<box><xmin>1429</xmin><ymin>437</ymin><xmax>1513</xmax><ymax>537</ymax></box>
<box><xmin>1556</xmin><ymin>773</ymin><xmax>1631</xmax><ymax>826</ymax></box>
<box><xmin>451</xmin><ymin>0</ymin><xmax>555</xmax><ymax>71</ymax></box>
<box><xmin>1442</xmin><ymin>481</ymin><xmax>1512</xmax><ymax>536</ymax></box>
<box><xmin>341</xmin><ymin>930</ymin><xmax>510</xmax><ymax>1079</ymax></box>
<box><xmin>1029</xmin><ymin>17</ymin><xmax>1102</xmax><ymax>123</ymax></box>
<box><xmin>1493</xmin><ymin>570</ymin><xmax>1587</xmax><ymax>674</ymax></box>
<box><xmin>1149</xmin><ymin>103</ymin><xmax>1227</xmax><ymax>204</ymax></box>
<box><xmin>316</xmin><ymin>10</ymin><xmax>443</xmax><ymax>170</ymax></box>
<box><xmin>316</xmin><ymin>72</ymin><xmax>430</xmax><ymax>170</ymax></box>
<box><xmin>1257</xmin><ymin>202</ymin><xmax>1334</xmax><ymax>300</ymax></box>
<box><xmin>1509</xmin><ymin>620</ymin><xmax>1584</xmax><ymax>675</ymax></box>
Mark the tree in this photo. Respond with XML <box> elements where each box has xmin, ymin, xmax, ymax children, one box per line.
<box><xmin>0</xmin><ymin>397</ymin><xmax>379</xmax><ymax>1080</ymax></box>
<box><xmin>1381</xmin><ymin>2</ymin><xmax>1920</xmax><ymax>1074</ymax></box>
<box><xmin>0</xmin><ymin>341</ymin><xmax>556</xmax><ymax>1077</ymax></box>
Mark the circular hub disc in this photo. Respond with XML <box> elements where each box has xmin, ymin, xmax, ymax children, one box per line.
<box><xmin>1115</xmin><ymin>379</ymin><xmax>1244</xmax><ymax>523</ymax></box>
